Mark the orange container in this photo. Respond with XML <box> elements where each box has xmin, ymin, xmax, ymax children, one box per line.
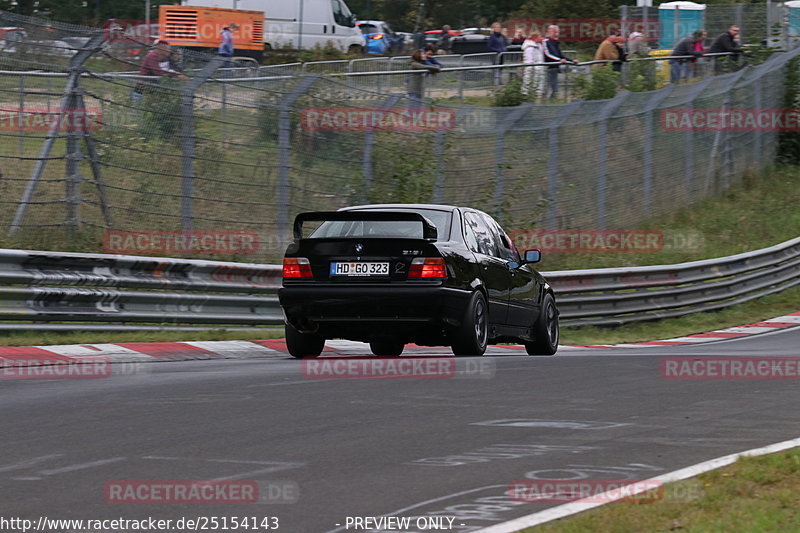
<box><xmin>158</xmin><ymin>5</ymin><xmax>264</xmax><ymax>55</ymax></box>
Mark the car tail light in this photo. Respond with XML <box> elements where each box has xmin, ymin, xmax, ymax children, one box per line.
<box><xmin>371</xmin><ymin>34</ymin><xmax>384</xmax><ymax>39</ymax></box>
<box><xmin>283</xmin><ymin>257</ymin><xmax>313</xmax><ymax>279</ymax></box>
<box><xmin>408</xmin><ymin>257</ymin><xmax>447</xmax><ymax>279</ymax></box>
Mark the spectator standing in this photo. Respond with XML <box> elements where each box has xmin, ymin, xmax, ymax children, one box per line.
<box><xmin>669</xmin><ymin>30</ymin><xmax>704</xmax><ymax>83</ymax></box>
<box><xmin>219</xmin><ymin>23</ymin><xmax>239</xmax><ymax>72</ymax></box>
<box><xmin>408</xmin><ymin>49</ymin><xmax>441</xmax><ymax>106</ymax></box>
<box><xmin>132</xmin><ymin>40</ymin><xmax>188</xmax><ymax>104</ymax></box>
<box><xmin>488</xmin><ymin>22</ymin><xmax>507</xmax><ymax>54</ymax></box>
<box><xmin>511</xmin><ymin>29</ymin><xmax>525</xmax><ymax>46</ymax></box>
<box><xmin>626</xmin><ymin>31</ymin><xmax>650</xmax><ymax>58</ymax></box>
<box><xmin>488</xmin><ymin>22</ymin><xmax>508</xmax><ymax>85</ymax></box>
<box><xmin>543</xmin><ymin>25</ymin><xmax>576</xmax><ymax>99</ymax></box>
<box><xmin>594</xmin><ymin>35</ymin><xmax>625</xmax><ymax>72</ymax></box>
<box><xmin>521</xmin><ymin>32</ymin><xmax>545</xmax><ymax>97</ymax></box>
<box><xmin>709</xmin><ymin>25</ymin><xmax>742</xmax><ymax>73</ymax></box>
<box><xmin>436</xmin><ymin>25</ymin><xmax>453</xmax><ymax>54</ymax></box>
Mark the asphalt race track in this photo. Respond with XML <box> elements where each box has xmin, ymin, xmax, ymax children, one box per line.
<box><xmin>2</xmin><ymin>327</ymin><xmax>799</xmax><ymax>532</ymax></box>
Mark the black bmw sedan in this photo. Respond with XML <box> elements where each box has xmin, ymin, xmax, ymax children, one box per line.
<box><xmin>278</xmin><ymin>204</ymin><xmax>558</xmax><ymax>358</ymax></box>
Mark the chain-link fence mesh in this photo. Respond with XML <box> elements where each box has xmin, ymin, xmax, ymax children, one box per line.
<box><xmin>0</xmin><ymin>9</ymin><xmax>798</xmax><ymax>262</ymax></box>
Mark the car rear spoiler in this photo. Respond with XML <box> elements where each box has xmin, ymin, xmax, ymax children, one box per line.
<box><xmin>293</xmin><ymin>211</ymin><xmax>439</xmax><ymax>241</ymax></box>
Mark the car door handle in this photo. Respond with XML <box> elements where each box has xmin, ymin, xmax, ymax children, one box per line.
<box><xmin>323</xmin><ymin>25</ymin><xmax>327</xmax><ymax>33</ymax></box>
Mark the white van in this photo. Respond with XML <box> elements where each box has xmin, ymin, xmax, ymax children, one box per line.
<box><xmin>184</xmin><ymin>0</ymin><xmax>365</xmax><ymax>53</ymax></box>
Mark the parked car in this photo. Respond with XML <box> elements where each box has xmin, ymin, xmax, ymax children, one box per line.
<box><xmin>279</xmin><ymin>204</ymin><xmax>559</xmax><ymax>358</ymax></box>
<box><xmin>424</xmin><ymin>28</ymin><xmax>461</xmax><ymax>51</ymax></box>
<box><xmin>357</xmin><ymin>20</ymin><xmax>404</xmax><ymax>55</ymax></box>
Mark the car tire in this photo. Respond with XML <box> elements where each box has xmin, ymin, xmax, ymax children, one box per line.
<box><xmin>524</xmin><ymin>292</ymin><xmax>559</xmax><ymax>356</ymax></box>
<box><xmin>348</xmin><ymin>44</ymin><xmax>364</xmax><ymax>55</ymax></box>
<box><xmin>369</xmin><ymin>340</ymin><xmax>404</xmax><ymax>356</ymax></box>
<box><xmin>452</xmin><ymin>291</ymin><xmax>488</xmax><ymax>357</ymax></box>
<box><xmin>285</xmin><ymin>324</ymin><xmax>324</xmax><ymax>359</ymax></box>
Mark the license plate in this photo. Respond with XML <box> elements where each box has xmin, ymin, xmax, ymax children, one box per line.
<box><xmin>330</xmin><ymin>262</ymin><xmax>389</xmax><ymax>277</ymax></box>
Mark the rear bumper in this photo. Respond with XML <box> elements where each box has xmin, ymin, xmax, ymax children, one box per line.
<box><xmin>279</xmin><ymin>284</ymin><xmax>471</xmax><ymax>339</ymax></box>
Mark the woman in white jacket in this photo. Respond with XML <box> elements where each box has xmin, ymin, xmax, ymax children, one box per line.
<box><xmin>522</xmin><ymin>32</ymin><xmax>545</xmax><ymax>97</ymax></box>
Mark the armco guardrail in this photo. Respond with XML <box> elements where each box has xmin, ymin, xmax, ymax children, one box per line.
<box><xmin>0</xmin><ymin>237</ymin><xmax>798</xmax><ymax>331</ymax></box>
<box><xmin>547</xmin><ymin>236</ymin><xmax>800</xmax><ymax>327</ymax></box>
<box><xmin>0</xmin><ymin>249</ymin><xmax>282</xmax><ymax>330</ymax></box>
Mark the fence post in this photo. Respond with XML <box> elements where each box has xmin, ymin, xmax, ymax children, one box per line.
<box><xmin>433</xmin><ymin>107</ymin><xmax>471</xmax><ymax>204</ymax></box>
<box><xmin>17</xmin><ymin>73</ymin><xmax>24</xmax><ymax>155</ymax></box>
<box><xmin>9</xmin><ymin>32</ymin><xmax>106</xmax><ymax>236</ymax></box>
<box><xmin>594</xmin><ymin>92</ymin><xmax>629</xmax><ymax>230</ymax></box>
<box><xmin>682</xmin><ymin>77</ymin><xmax>715</xmax><ymax>198</ymax></box>
<box><xmin>641</xmin><ymin>85</ymin><xmax>674</xmax><ymax>215</ymax></box>
<box><xmin>546</xmin><ymin>101</ymin><xmax>582</xmax><ymax>230</ymax></box>
<box><xmin>493</xmin><ymin>104</ymin><xmax>531</xmax><ymax>222</ymax></box>
<box><xmin>458</xmin><ymin>54</ymin><xmax>465</xmax><ymax>103</ymax></box>
<box><xmin>362</xmin><ymin>94</ymin><xmax>401</xmax><ymax>203</ymax></box>
<box><xmin>180</xmin><ymin>56</ymin><xmax>225</xmax><ymax>232</ymax></box>
<box><xmin>276</xmin><ymin>76</ymin><xmax>319</xmax><ymax>241</ymax></box>
<box><xmin>64</xmin><ymin>88</ymin><xmax>82</xmax><ymax>232</ymax></box>
<box><xmin>735</xmin><ymin>4</ymin><xmax>745</xmax><ymax>45</ymax></box>
<box><xmin>753</xmin><ymin>75</ymin><xmax>763</xmax><ymax>169</ymax></box>
<box><xmin>621</xmin><ymin>5</ymin><xmax>629</xmax><ymax>37</ymax></box>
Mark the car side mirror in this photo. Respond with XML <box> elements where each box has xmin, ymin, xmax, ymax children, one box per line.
<box><xmin>523</xmin><ymin>249</ymin><xmax>541</xmax><ymax>264</ymax></box>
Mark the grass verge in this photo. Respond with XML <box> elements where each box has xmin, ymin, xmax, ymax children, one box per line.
<box><xmin>525</xmin><ymin>447</ymin><xmax>800</xmax><ymax>533</ymax></box>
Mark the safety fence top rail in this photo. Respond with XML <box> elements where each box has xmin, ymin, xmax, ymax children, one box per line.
<box><xmin>0</xmin><ymin>51</ymin><xmax>746</xmax><ymax>80</ymax></box>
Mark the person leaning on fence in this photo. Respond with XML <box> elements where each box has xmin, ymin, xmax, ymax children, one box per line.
<box><xmin>423</xmin><ymin>45</ymin><xmax>443</xmax><ymax>67</ymax></box>
<box><xmin>709</xmin><ymin>25</ymin><xmax>742</xmax><ymax>73</ymax></box>
<box><xmin>690</xmin><ymin>29</ymin><xmax>707</xmax><ymax>77</ymax></box>
<box><xmin>594</xmin><ymin>35</ymin><xmax>626</xmax><ymax>72</ymax></box>
<box><xmin>408</xmin><ymin>49</ymin><xmax>441</xmax><ymax>106</ymax></box>
<box><xmin>521</xmin><ymin>32</ymin><xmax>545</xmax><ymax>97</ymax></box>
<box><xmin>626</xmin><ymin>32</ymin><xmax>650</xmax><ymax>59</ymax></box>
<box><xmin>669</xmin><ymin>31</ymin><xmax>704</xmax><ymax>84</ymax></box>
<box><xmin>543</xmin><ymin>25</ymin><xmax>576</xmax><ymax>100</ymax></box>
<box><xmin>132</xmin><ymin>40</ymin><xmax>189</xmax><ymax>104</ymax></box>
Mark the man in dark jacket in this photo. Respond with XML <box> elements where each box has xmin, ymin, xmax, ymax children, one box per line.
<box><xmin>488</xmin><ymin>22</ymin><xmax>507</xmax><ymax>54</ymax></box>
<box><xmin>543</xmin><ymin>25</ymin><xmax>576</xmax><ymax>99</ymax></box>
<box><xmin>488</xmin><ymin>22</ymin><xmax>507</xmax><ymax>85</ymax></box>
<box><xmin>709</xmin><ymin>25</ymin><xmax>741</xmax><ymax>73</ymax></box>
<box><xmin>669</xmin><ymin>30</ymin><xmax>705</xmax><ymax>83</ymax></box>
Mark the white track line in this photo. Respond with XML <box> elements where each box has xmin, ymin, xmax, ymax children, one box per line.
<box><xmin>475</xmin><ymin>436</ymin><xmax>800</xmax><ymax>533</ymax></box>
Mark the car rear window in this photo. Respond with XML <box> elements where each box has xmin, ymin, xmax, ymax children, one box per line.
<box><xmin>359</xmin><ymin>24</ymin><xmax>378</xmax><ymax>35</ymax></box>
<box><xmin>310</xmin><ymin>209</ymin><xmax>451</xmax><ymax>240</ymax></box>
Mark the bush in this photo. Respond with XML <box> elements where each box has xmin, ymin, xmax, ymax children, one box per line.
<box><xmin>494</xmin><ymin>76</ymin><xmax>531</xmax><ymax>107</ymax></box>
<box><xmin>581</xmin><ymin>64</ymin><xmax>620</xmax><ymax>100</ymax></box>
<box><xmin>140</xmin><ymin>80</ymin><xmax>183</xmax><ymax>140</ymax></box>
<box><xmin>625</xmin><ymin>60</ymin><xmax>657</xmax><ymax>92</ymax></box>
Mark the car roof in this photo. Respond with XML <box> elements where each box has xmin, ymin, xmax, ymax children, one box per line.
<box><xmin>356</xmin><ymin>20</ymin><xmax>387</xmax><ymax>26</ymax></box>
<box><xmin>341</xmin><ymin>203</ymin><xmax>459</xmax><ymax>213</ymax></box>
